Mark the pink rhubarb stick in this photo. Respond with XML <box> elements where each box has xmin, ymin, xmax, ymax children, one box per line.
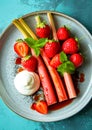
<box><xmin>31</xmin><ymin>50</ymin><xmax>57</xmax><ymax>105</ymax></box>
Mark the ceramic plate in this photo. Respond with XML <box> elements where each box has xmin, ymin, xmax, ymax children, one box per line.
<box><xmin>0</xmin><ymin>11</ymin><xmax>92</xmax><ymax>122</ymax></box>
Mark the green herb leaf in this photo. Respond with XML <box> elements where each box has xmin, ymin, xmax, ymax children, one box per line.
<box><xmin>25</xmin><ymin>37</ymin><xmax>36</xmax><ymax>48</ymax></box>
<box><xmin>57</xmin><ymin>61</ymin><xmax>75</xmax><ymax>76</ymax></box>
<box><xmin>34</xmin><ymin>48</ymin><xmax>40</xmax><ymax>56</ymax></box>
<box><xmin>25</xmin><ymin>37</ymin><xmax>48</xmax><ymax>56</ymax></box>
<box><xmin>33</xmin><ymin>38</ymin><xmax>48</xmax><ymax>48</ymax></box>
<box><xmin>60</xmin><ymin>51</ymin><xmax>68</xmax><ymax>63</ymax></box>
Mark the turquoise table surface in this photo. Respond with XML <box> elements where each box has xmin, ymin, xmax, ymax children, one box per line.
<box><xmin>0</xmin><ymin>0</ymin><xmax>92</xmax><ymax>130</ymax></box>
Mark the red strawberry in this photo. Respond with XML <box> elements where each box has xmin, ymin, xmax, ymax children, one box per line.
<box><xmin>44</xmin><ymin>40</ymin><xmax>60</xmax><ymax>58</ymax></box>
<box><xmin>70</xmin><ymin>53</ymin><xmax>84</xmax><ymax>68</ymax></box>
<box><xmin>21</xmin><ymin>55</ymin><xmax>37</xmax><ymax>72</ymax></box>
<box><xmin>31</xmin><ymin>100</ymin><xmax>48</xmax><ymax>114</ymax></box>
<box><xmin>15</xmin><ymin>57</ymin><xmax>21</xmax><ymax>64</ymax></box>
<box><xmin>35</xmin><ymin>16</ymin><xmax>50</xmax><ymax>38</ymax></box>
<box><xmin>62</xmin><ymin>38</ymin><xmax>79</xmax><ymax>54</ymax></box>
<box><xmin>14</xmin><ymin>39</ymin><xmax>29</xmax><ymax>57</ymax></box>
<box><xmin>50</xmin><ymin>53</ymin><xmax>62</xmax><ymax>68</ymax></box>
<box><xmin>57</xmin><ymin>26</ymin><xmax>70</xmax><ymax>40</ymax></box>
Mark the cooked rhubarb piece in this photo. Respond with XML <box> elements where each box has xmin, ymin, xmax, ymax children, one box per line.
<box><xmin>47</xmin><ymin>12</ymin><xmax>77</xmax><ymax>99</ymax></box>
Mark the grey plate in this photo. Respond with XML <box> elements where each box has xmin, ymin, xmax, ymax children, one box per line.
<box><xmin>0</xmin><ymin>11</ymin><xmax>92</xmax><ymax>122</ymax></box>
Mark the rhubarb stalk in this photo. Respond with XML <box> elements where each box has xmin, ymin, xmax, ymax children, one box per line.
<box><xmin>47</xmin><ymin>12</ymin><xmax>77</xmax><ymax>99</ymax></box>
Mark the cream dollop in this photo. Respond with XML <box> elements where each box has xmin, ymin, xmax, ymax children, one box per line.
<box><xmin>14</xmin><ymin>70</ymin><xmax>40</xmax><ymax>95</ymax></box>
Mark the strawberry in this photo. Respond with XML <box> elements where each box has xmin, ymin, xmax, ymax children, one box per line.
<box><xmin>15</xmin><ymin>57</ymin><xmax>21</xmax><ymax>64</ymax></box>
<box><xmin>14</xmin><ymin>39</ymin><xmax>29</xmax><ymax>57</ymax></box>
<box><xmin>57</xmin><ymin>26</ymin><xmax>70</xmax><ymax>40</ymax></box>
<box><xmin>31</xmin><ymin>100</ymin><xmax>48</xmax><ymax>114</ymax></box>
<box><xmin>61</xmin><ymin>38</ymin><xmax>79</xmax><ymax>54</ymax></box>
<box><xmin>44</xmin><ymin>40</ymin><xmax>60</xmax><ymax>58</ymax></box>
<box><xmin>70</xmin><ymin>53</ymin><xmax>84</xmax><ymax>68</ymax></box>
<box><xmin>35</xmin><ymin>16</ymin><xmax>50</xmax><ymax>38</ymax></box>
<box><xmin>50</xmin><ymin>53</ymin><xmax>62</xmax><ymax>68</ymax></box>
<box><xmin>21</xmin><ymin>55</ymin><xmax>37</xmax><ymax>72</ymax></box>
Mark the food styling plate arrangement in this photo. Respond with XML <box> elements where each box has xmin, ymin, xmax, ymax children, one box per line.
<box><xmin>0</xmin><ymin>11</ymin><xmax>92</xmax><ymax>122</ymax></box>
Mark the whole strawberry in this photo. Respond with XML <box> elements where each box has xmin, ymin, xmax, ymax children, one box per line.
<box><xmin>21</xmin><ymin>55</ymin><xmax>37</xmax><ymax>72</ymax></box>
<box><xmin>57</xmin><ymin>26</ymin><xmax>70</xmax><ymax>40</ymax></box>
<box><xmin>70</xmin><ymin>53</ymin><xmax>84</xmax><ymax>68</ymax></box>
<box><xmin>62</xmin><ymin>38</ymin><xmax>79</xmax><ymax>54</ymax></box>
<box><xmin>35</xmin><ymin>16</ymin><xmax>50</xmax><ymax>38</ymax></box>
<box><xmin>50</xmin><ymin>53</ymin><xmax>62</xmax><ymax>68</ymax></box>
<box><xmin>44</xmin><ymin>40</ymin><xmax>60</xmax><ymax>58</ymax></box>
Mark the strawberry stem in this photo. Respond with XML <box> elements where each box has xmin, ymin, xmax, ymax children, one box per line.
<box><xmin>35</xmin><ymin>16</ymin><xmax>46</xmax><ymax>28</ymax></box>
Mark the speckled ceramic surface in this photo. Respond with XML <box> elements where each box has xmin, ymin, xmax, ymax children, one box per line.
<box><xmin>0</xmin><ymin>11</ymin><xmax>92</xmax><ymax>122</ymax></box>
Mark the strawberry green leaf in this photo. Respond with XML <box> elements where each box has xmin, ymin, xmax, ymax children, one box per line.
<box><xmin>60</xmin><ymin>51</ymin><xmax>68</xmax><ymax>63</ymax></box>
<box><xmin>57</xmin><ymin>61</ymin><xmax>75</xmax><ymax>76</ymax></box>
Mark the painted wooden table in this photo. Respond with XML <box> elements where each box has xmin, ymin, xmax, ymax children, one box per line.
<box><xmin>0</xmin><ymin>0</ymin><xmax>92</xmax><ymax>130</ymax></box>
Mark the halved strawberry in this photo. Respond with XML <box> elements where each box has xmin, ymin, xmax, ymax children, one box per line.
<box><xmin>14</xmin><ymin>39</ymin><xmax>29</xmax><ymax>57</ymax></box>
<box><xmin>44</xmin><ymin>40</ymin><xmax>60</xmax><ymax>58</ymax></box>
<box><xmin>21</xmin><ymin>55</ymin><xmax>37</xmax><ymax>72</ymax></box>
<box><xmin>31</xmin><ymin>100</ymin><xmax>48</xmax><ymax>114</ymax></box>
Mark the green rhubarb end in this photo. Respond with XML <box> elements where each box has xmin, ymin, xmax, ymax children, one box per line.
<box><xmin>35</xmin><ymin>15</ymin><xmax>46</xmax><ymax>28</ymax></box>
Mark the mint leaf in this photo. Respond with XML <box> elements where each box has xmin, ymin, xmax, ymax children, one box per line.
<box><xmin>25</xmin><ymin>37</ymin><xmax>48</xmax><ymax>56</ymax></box>
<box><xmin>25</xmin><ymin>37</ymin><xmax>36</xmax><ymax>48</ymax></box>
<box><xmin>34</xmin><ymin>48</ymin><xmax>40</xmax><ymax>56</ymax></box>
<box><xmin>33</xmin><ymin>38</ymin><xmax>48</xmax><ymax>48</ymax></box>
<box><xmin>60</xmin><ymin>51</ymin><xmax>68</xmax><ymax>63</ymax></box>
<box><xmin>57</xmin><ymin>61</ymin><xmax>75</xmax><ymax>76</ymax></box>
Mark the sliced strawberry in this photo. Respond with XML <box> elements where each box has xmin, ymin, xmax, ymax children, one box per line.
<box><xmin>31</xmin><ymin>100</ymin><xmax>48</xmax><ymax>114</ymax></box>
<box><xmin>14</xmin><ymin>39</ymin><xmax>29</xmax><ymax>57</ymax></box>
<box><xmin>57</xmin><ymin>26</ymin><xmax>70</xmax><ymax>40</ymax></box>
<box><xmin>21</xmin><ymin>55</ymin><xmax>37</xmax><ymax>72</ymax></box>
<box><xmin>61</xmin><ymin>38</ymin><xmax>79</xmax><ymax>54</ymax></box>
<box><xmin>70</xmin><ymin>53</ymin><xmax>84</xmax><ymax>68</ymax></box>
<box><xmin>44</xmin><ymin>40</ymin><xmax>60</xmax><ymax>58</ymax></box>
<box><xmin>50</xmin><ymin>53</ymin><xmax>62</xmax><ymax>68</ymax></box>
<box><xmin>35</xmin><ymin>16</ymin><xmax>50</xmax><ymax>38</ymax></box>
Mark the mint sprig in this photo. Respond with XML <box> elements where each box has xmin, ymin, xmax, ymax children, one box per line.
<box><xmin>57</xmin><ymin>61</ymin><xmax>75</xmax><ymax>76</ymax></box>
<box><xmin>25</xmin><ymin>37</ymin><xmax>48</xmax><ymax>56</ymax></box>
<box><xmin>57</xmin><ymin>51</ymin><xmax>75</xmax><ymax>76</ymax></box>
<box><xmin>60</xmin><ymin>51</ymin><xmax>68</xmax><ymax>62</ymax></box>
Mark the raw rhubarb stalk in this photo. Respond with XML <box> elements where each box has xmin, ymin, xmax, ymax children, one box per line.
<box><xmin>12</xmin><ymin>19</ymin><xmax>57</xmax><ymax>105</ymax></box>
<box><xmin>47</xmin><ymin>12</ymin><xmax>77</xmax><ymax>99</ymax></box>
<box><xmin>36</xmin><ymin>55</ymin><xmax>57</xmax><ymax>105</ymax></box>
